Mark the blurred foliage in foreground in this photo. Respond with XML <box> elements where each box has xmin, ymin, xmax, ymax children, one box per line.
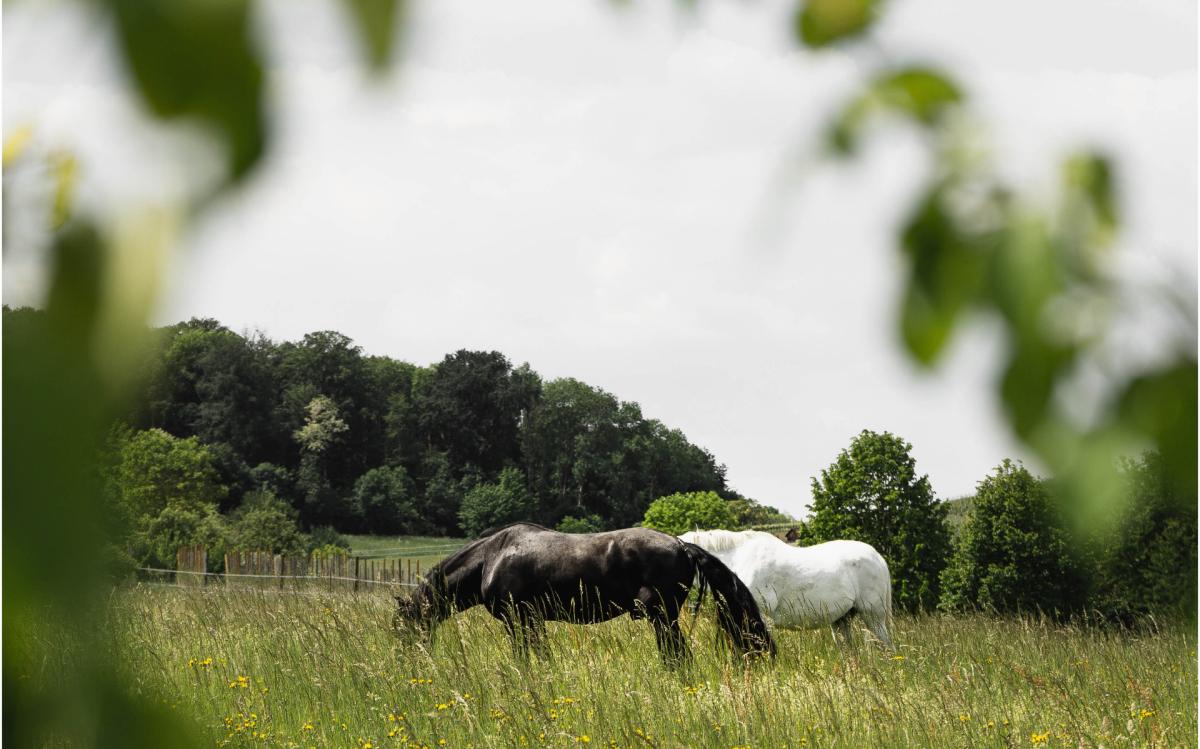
<box><xmin>792</xmin><ymin>0</ymin><xmax>1196</xmax><ymax>531</ymax></box>
<box><xmin>4</xmin><ymin>2</ymin><xmax>405</xmax><ymax>746</ymax></box>
<box><xmin>3</xmin><ymin>0</ymin><xmax>1195</xmax><ymax>746</ymax></box>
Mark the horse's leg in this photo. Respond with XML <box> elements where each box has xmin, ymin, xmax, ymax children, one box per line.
<box><xmin>860</xmin><ymin>606</ymin><xmax>892</xmax><ymax>649</ymax></box>
<box><xmin>649</xmin><ymin>592</ymin><xmax>691</xmax><ymax>668</ymax></box>
<box><xmin>651</xmin><ymin>615</ymin><xmax>689</xmax><ymax>667</ymax></box>
<box><xmin>499</xmin><ymin>612</ymin><xmax>528</xmax><ymax>660</ymax></box>
<box><xmin>492</xmin><ymin>599</ymin><xmax>534</xmax><ymax>660</ymax></box>
<box><xmin>522</xmin><ymin>606</ymin><xmax>549</xmax><ymax>660</ymax></box>
<box><xmin>832</xmin><ymin>610</ymin><xmax>855</xmax><ymax>648</ymax></box>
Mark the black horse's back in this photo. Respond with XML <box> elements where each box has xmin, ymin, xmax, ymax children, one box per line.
<box><xmin>478</xmin><ymin>524</ymin><xmax>692</xmax><ymax>623</ymax></box>
<box><xmin>394</xmin><ymin>522</ymin><xmax>773</xmax><ymax>660</ymax></box>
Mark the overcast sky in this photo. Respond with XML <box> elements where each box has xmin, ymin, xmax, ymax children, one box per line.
<box><xmin>4</xmin><ymin>0</ymin><xmax>1196</xmax><ymax>516</ymax></box>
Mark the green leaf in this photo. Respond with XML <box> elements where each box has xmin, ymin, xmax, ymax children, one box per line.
<box><xmin>1063</xmin><ymin>152</ymin><xmax>1117</xmax><ymax>232</ymax></box>
<box><xmin>824</xmin><ymin>66</ymin><xmax>961</xmax><ymax>159</ymax></box>
<box><xmin>339</xmin><ymin>0</ymin><xmax>406</xmax><ymax>73</ymax></box>
<box><xmin>794</xmin><ymin>0</ymin><xmax>878</xmax><ymax>49</ymax></box>
<box><xmin>897</xmin><ymin>185</ymin><xmax>991</xmax><ymax>366</ymax></box>
<box><xmin>107</xmin><ymin>0</ymin><xmax>266</xmax><ymax>182</ymax></box>
<box><xmin>987</xmin><ymin>214</ymin><xmax>1061</xmax><ymax>335</ymax></box>
<box><xmin>998</xmin><ymin>339</ymin><xmax>1075</xmax><ymax>440</ymax></box>
<box><xmin>1060</xmin><ymin>151</ymin><xmax>1119</xmax><ymax>266</ymax></box>
<box><xmin>1117</xmin><ymin>360</ymin><xmax>1198</xmax><ymax>499</ymax></box>
<box><xmin>824</xmin><ymin>98</ymin><xmax>871</xmax><ymax>157</ymax></box>
<box><xmin>872</xmin><ymin>67</ymin><xmax>963</xmax><ymax>126</ymax></box>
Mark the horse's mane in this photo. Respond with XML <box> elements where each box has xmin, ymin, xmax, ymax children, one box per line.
<box><xmin>680</xmin><ymin>528</ymin><xmax>772</xmax><ymax>553</ymax></box>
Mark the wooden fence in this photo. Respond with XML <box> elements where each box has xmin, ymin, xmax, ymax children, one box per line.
<box><xmin>175</xmin><ymin>544</ymin><xmax>206</xmax><ymax>587</ymax></box>
<box><xmin>164</xmin><ymin>547</ymin><xmax>424</xmax><ymax>591</ymax></box>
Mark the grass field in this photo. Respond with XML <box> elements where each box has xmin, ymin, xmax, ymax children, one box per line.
<box><xmin>342</xmin><ymin>535</ymin><xmax>467</xmax><ymax>578</ymax></box>
<box><xmin>99</xmin><ymin>585</ymin><xmax>1196</xmax><ymax>749</ymax></box>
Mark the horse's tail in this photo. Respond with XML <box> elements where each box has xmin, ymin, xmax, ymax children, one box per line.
<box><xmin>681</xmin><ymin>542</ymin><xmax>775</xmax><ymax>658</ymax></box>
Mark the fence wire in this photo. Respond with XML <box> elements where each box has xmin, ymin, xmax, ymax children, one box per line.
<box><xmin>136</xmin><ymin>566</ymin><xmax>418</xmax><ymax>588</ymax></box>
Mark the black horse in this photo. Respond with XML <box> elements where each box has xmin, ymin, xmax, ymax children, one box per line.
<box><xmin>393</xmin><ymin>523</ymin><xmax>774</xmax><ymax>661</ymax></box>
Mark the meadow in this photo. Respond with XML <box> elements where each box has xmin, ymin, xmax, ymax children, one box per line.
<box><xmin>98</xmin><ymin>584</ymin><xmax>1195</xmax><ymax>749</ymax></box>
<box><xmin>342</xmin><ymin>536</ymin><xmax>468</xmax><ymax>573</ymax></box>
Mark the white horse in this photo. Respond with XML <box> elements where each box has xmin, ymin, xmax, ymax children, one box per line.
<box><xmin>679</xmin><ymin>529</ymin><xmax>892</xmax><ymax>646</ymax></box>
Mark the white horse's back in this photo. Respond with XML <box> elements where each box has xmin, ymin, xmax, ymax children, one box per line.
<box><xmin>680</xmin><ymin>530</ymin><xmax>892</xmax><ymax>646</ymax></box>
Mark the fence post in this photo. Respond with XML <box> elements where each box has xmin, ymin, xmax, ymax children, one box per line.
<box><xmin>354</xmin><ymin>557</ymin><xmax>360</xmax><ymax>593</ymax></box>
<box><xmin>175</xmin><ymin>544</ymin><xmax>206</xmax><ymax>587</ymax></box>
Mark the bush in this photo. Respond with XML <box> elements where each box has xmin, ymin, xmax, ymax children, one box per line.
<box><xmin>230</xmin><ymin>490</ymin><xmax>308</xmax><ymax>556</ymax></box>
<box><xmin>641</xmin><ymin>491</ymin><xmax>736</xmax><ymax>536</ymax></box>
<box><xmin>307</xmin><ymin>525</ymin><xmax>351</xmax><ymax>554</ymax></box>
<box><xmin>939</xmin><ymin>460</ymin><xmax>1083</xmax><ymax>616</ymax></box>
<box><xmin>1091</xmin><ymin>452</ymin><xmax>1198</xmax><ymax>621</ymax></box>
<box><xmin>310</xmin><ymin>543</ymin><xmax>350</xmax><ymax>561</ymax></box>
<box><xmin>458</xmin><ymin>467</ymin><xmax>535</xmax><ymax>537</ymax></box>
<box><xmin>556</xmin><ymin>514</ymin><xmax>605</xmax><ymax>534</ymax></box>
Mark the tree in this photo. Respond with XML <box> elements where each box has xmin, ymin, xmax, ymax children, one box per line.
<box><xmin>727</xmin><ymin>497</ymin><xmax>794</xmax><ymax>527</ymax></box>
<box><xmin>641</xmin><ymin>491</ymin><xmax>737</xmax><ymax>536</ymax></box>
<box><xmin>939</xmin><ymin>460</ymin><xmax>1083</xmax><ymax>615</ymax></box>
<box><xmin>556</xmin><ymin>515</ymin><xmax>605</xmax><ymax>534</ymax></box>
<box><xmin>521</xmin><ymin>379</ymin><xmax>726</xmax><ymax>527</ymax></box>
<box><xmin>293</xmin><ymin>395</ymin><xmax>353</xmax><ymax>526</ymax></box>
<box><xmin>352</xmin><ymin>466</ymin><xmax>418</xmax><ymax>535</ymax></box>
<box><xmin>136</xmin><ymin>503</ymin><xmax>231</xmax><ymax>573</ymax></box>
<box><xmin>274</xmin><ymin>331</ymin><xmax>375</xmax><ymax>491</ymax></box>
<box><xmin>138</xmin><ymin>320</ymin><xmax>277</xmax><ymax>466</ymax></box>
<box><xmin>363</xmin><ymin>355</ymin><xmax>419</xmax><ymax>468</ymax></box>
<box><xmin>802</xmin><ymin>430</ymin><xmax>950</xmax><ymax>611</ymax></box>
<box><xmin>229</xmin><ymin>490</ymin><xmax>309</xmax><ymax>556</ymax></box>
<box><xmin>415</xmin><ymin>450</ymin><xmax>468</xmax><ymax>536</ymax></box>
<box><xmin>294</xmin><ymin>394</ymin><xmax>350</xmax><ymax>454</ymax></box>
<box><xmin>457</xmin><ymin>467</ymin><xmax>535</xmax><ymax>538</ymax></box>
<box><xmin>249</xmin><ymin>463</ymin><xmax>296</xmax><ymax>502</ymax></box>
<box><xmin>1091</xmin><ymin>452</ymin><xmax>1198</xmax><ymax>621</ymax></box>
<box><xmin>113</xmin><ymin>428</ymin><xmax>227</xmax><ymax>519</ymax></box>
<box><xmin>415</xmin><ymin>350</ymin><xmax>542</xmax><ymax>477</ymax></box>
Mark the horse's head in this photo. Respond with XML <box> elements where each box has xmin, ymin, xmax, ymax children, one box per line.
<box><xmin>392</xmin><ymin>576</ymin><xmax>451</xmax><ymax>642</ymax></box>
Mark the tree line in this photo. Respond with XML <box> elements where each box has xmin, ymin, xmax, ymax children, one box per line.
<box><xmin>650</xmin><ymin>430</ymin><xmax>1195</xmax><ymax>621</ymax></box>
<box><xmin>3</xmin><ymin>308</ymin><xmax>790</xmax><ymax>568</ymax></box>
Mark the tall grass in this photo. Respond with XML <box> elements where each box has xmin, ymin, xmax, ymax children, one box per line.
<box><xmin>98</xmin><ymin>586</ymin><xmax>1194</xmax><ymax>748</ymax></box>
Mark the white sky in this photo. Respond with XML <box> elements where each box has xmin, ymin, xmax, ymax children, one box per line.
<box><xmin>4</xmin><ymin>0</ymin><xmax>1196</xmax><ymax>516</ymax></box>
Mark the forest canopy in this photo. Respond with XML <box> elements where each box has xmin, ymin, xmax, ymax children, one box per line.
<box><xmin>3</xmin><ymin>307</ymin><xmax>787</xmax><ymax>542</ymax></box>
